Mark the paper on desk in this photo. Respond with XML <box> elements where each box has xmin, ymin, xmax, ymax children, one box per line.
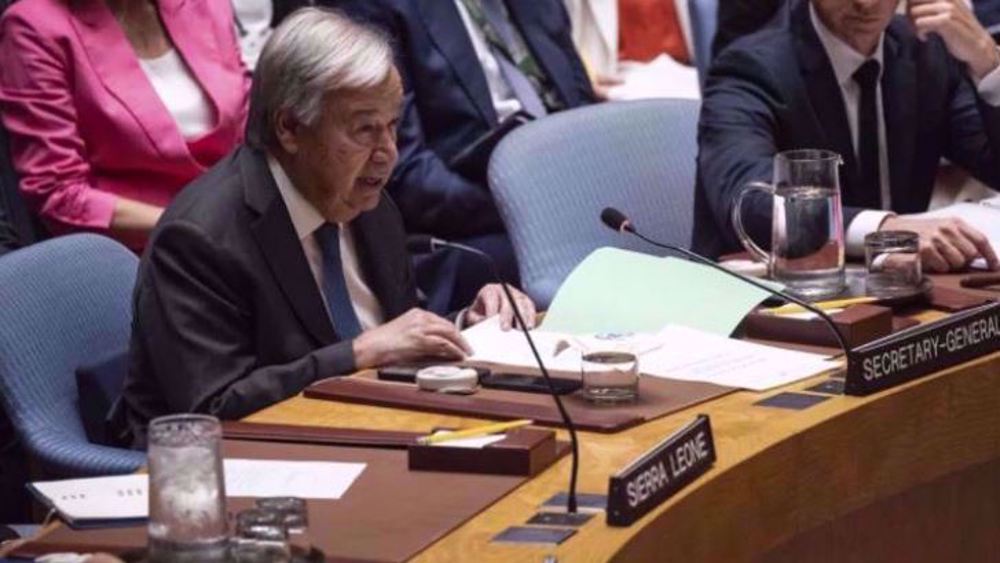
<box><xmin>429</xmin><ymin>433</ymin><xmax>507</xmax><ymax>449</ymax></box>
<box><xmin>464</xmin><ymin>318</ymin><xmax>836</xmax><ymax>392</ymax></box>
<box><xmin>541</xmin><ymin>248</ymin><xmax>772</xmax><ymax>336</ymax></box>
<box><xmin>224</xmin><ymin>459</ymin><xmax>365</xmax><ymax>500</ymax></box>
<box><xmin>638</xmin><ymin>325</ymin><xmax>839</xmax><ymax>391</ymax></box>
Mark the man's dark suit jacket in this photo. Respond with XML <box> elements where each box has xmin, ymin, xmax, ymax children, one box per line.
<box><xmin>693</xmin><ymin>0</ymin><xmax>1000</xmax><ymax>258</ymax></box>
<box><xmin>118</xmin><ymin>146</ymin><xmax>418</xmax><ymax>446</ymax></box>
<box><xmin>330</xmin><ymin>0</ymin><xmax>596</xmax><ymax>239</ymax></box>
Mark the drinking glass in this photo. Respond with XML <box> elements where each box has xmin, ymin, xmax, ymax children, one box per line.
<box><xmin>580</xmin><ymin>351</ymin><xmax>639</xmax><ymax>403</ymax></box>
<box><xmin>865</xmin><ymin>230</ymin><xmax>922</xmax><ymax>297</ymax></box>
<box><xmin>732</xmin><ymin>149</ymin><xmax>846</xmax><ymax>299</ymax></box>
<box><xmin>147</xmin><ymin>414</ymin><xmax>228</xmax><ymax>562</ymax></box>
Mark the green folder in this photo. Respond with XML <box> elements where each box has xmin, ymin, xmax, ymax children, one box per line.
<box><xmin>540</xmin><ymin>247</ymin><xmax>772</xmax><ymax>336</ymax></box>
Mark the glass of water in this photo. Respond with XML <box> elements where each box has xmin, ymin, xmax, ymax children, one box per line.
<box><xmin>147</xmin><ymin>414</ymin><xmax>228</xmax><ymax>562</ymax></box>
<box><xmin>865</xmin><ymin>230</ymin><xmax>922</xmax><ymax>297</ymax></box>
<box><xmin>580</xmin><ymin>351</ymin><xmax>639</xmax><ymax>404</ymax></box>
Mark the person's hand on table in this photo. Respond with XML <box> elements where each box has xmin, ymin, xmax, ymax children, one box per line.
<box><xmin>592</xmin><ymin>73</ymin><xmax>624</xmax><ymax>102</ymax></box>
<box><xmin>353</xmin><ymin>308</ymin><xmax>471</xmax><ymax>368</ymax></box>
<box><xmin>880</xmin><ymin>215</ymin><xmax>1000</xmax><ymax>272</ymax></box>
<box><xmin>908</xmin><ymin>0</ymin><xmax>1000</xmax><ymax>81</ymax></box>
<box><xmin>464</xmin><ymin>283</ymin><xmax>537</xmax><ymax>330</ymax></box>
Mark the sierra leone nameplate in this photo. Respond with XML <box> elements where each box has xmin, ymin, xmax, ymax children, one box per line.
<box><xmin>606</xmin><ymin>415</ymin><xmax>715</xmax><ymax>527</ymax></box>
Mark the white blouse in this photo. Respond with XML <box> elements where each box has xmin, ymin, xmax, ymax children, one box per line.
<box><xmin>138</xmin><ymin>48</ymin><xmax>214</xmax><ymax>139</ymax></box>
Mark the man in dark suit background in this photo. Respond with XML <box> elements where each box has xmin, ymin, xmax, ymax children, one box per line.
<box><xmin>327</xmin><ymin>0</ymin><xmax>596</xmax><ymax>314</ymax></box>
<box><xmin>695</xmin><ymin>0</ymin><xmax>1000</xmax><ymax>273</ymax></box>
<box><xmin>712</xmin><ymin>0</ymin><xmax>786</xmax><ymax>58</ymax></box>
<box><xmin>117</xmin><ymin>8</ymin><xmax>535</xmax><ymax>447</ymax></box>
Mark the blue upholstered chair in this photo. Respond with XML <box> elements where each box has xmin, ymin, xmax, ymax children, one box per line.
<box><xmin>488</xmin><ymin>98</ymin><xmax>701</xmax><ymax>308</ymax></box>
<box><xmin>0</xmin><ymin>234</ymin><xmax>145</xmax><ymax>477</ymax></box>
<box><xmin>688</xmin><ymin>0</ymin><xmax>719</xmax><ymax>88</ymax></box>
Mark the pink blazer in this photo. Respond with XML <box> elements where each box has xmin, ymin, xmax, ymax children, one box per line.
<box><xmin>0</xmin><ymin>0</ymin><xmax>250</xmax><ymax>249</ymax></box>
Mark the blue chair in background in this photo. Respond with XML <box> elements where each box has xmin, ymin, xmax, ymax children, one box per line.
<box><xmin>688</xmin><ymin>0</ymin><xmax>719</xmax><ymax>88</ymax></box>
<box><xmin>489</xmin><ymin>98</ymin><xmax>701</xmax><ymax>308</ymax></box>
<box><xmin>0</xmin><ymin>234</ymin><xmax>145</xmax><ymax>477</ymax></box>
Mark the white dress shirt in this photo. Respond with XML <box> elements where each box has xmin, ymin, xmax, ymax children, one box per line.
<box><xmin>810</xmin><ymin>5</ymin><xmax>1000</xmax><ymax>256</ymax></box>
<box><xmin>453</xmin><ymin>0</ymin><xmax>524</xmax><ymax>120</ymax></box>
<box><xmin>138</xmin><ymin>49</ymin><xmax>214</xmax><ymax>139</ymax></box>
<box><xmin>232</xmin><ymin>0</ymin><xmax>273</xmax><ymax>70</ymax></box>
<box><xmin>267</xmin><ymin>156</ymin><xmax>385</xmax><ymax>332</ymax></box>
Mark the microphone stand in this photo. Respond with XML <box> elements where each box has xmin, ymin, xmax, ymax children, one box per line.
<box><xmin>431</xmin><ymin>239</ymin><xmax>581</xmax><ymax>514</ymax></box>
<box><xmin>609</xmin><ymin>219</ymin><xmax>853</xmax><ymax>371</ymax></box>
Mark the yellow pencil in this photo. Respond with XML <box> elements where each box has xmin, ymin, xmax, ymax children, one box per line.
<box><xmin>765</xmin><ymin>296</ymin><xmax>878</xmax><ymax>316</ymax></box>
<box><xmin>417</xmin><ymin>419</ymin><xmax>534</xmax><ymax>445</ymax></box>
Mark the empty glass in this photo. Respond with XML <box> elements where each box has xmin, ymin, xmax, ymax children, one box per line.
<box><xmin>580</xmin><ymin>351</ymin><xmax>639</xmax><ymax>404</ymax></box>
<box><xmin>147</xmin><ymin>414</ymin><xmax>228</xmax><ymax>562</ymax></box>
<box><xmin>865</xmin><ymin>231</ymin><xmax>922</xmax><ymax>297</ymax></box>
<box><xmin>732</xmin><ymin>149</ymin><xmax>846</xmax><ymax>299</ymax></box>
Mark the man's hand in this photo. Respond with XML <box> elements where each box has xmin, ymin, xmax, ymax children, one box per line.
<box><xmin>352</xmin><ymin>308</ymin><xmax>471</xmax><ymax>369</ymax></box>
<box><xmin>464</xmin><ymin>284</ymin><xmax>537</xmax><ymax>330</ymax></box>
<box><xmin>880</xmin><ymin>215</ymin><xmax>1000</xmax><ymax>272</ymax></box>
<box><xmin>909</xmin><ymin>0</ymin><xmax>1000</xmax><ymax>81</ymax></box>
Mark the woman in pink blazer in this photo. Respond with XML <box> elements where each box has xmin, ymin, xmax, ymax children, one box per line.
<box><xmin>0</xmin><ymin>0</ymin><xmax>250</xmax><ymax>250</ymax></box>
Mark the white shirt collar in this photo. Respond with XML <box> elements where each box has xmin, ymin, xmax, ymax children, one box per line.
<box><xmin>266</xmin><ymin>154</ymin><xmax>326</xmax><ymax>241</ymax></box>
<box><xmin>810</xmin><ymin>3</ymin><xmax>885</xmax><ymax>89</ymax></box>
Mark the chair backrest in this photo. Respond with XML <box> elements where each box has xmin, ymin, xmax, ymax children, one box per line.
<box><xmin>688</xmin><ymin>0</ymin><xmax>719</xmax><ymax>88</ymax></box>
<box><xmin>0</xmin><ymin>234</ymin><xmax>145</xmax><ymax>476</ymax></box>
<box><xmin>489</xmin><ymin>98</ymin><xmax>701</xmax><ymax>307</ymax></box>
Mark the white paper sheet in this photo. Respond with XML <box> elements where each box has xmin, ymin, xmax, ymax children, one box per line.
<box><xmin>429</xmin><ymin>433</ymin><xmax>507</xmax><ymax>449</ymax></box>
<box><xmin>464</xmin><ymin>318</ymin><xmax>837</xmax><ymax>392</ymax></box>
<box><xmin>30</xmin><ymin>474</ymin><xmax>147</xmax><ymax>521</ymax></box>
<box><xmin>223</xmin><ymin>459</ymin><xmax>365</xmax><ymax>500</ymax></box>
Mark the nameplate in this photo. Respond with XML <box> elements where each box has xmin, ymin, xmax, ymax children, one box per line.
<box><xmin>606</xmin><ymin>415</ymin><xmax>715</xmax><ymax>527</ymax></box>
<box><xmin>845</xmin><ymin>301</ymin><xmax>1000</xmax><ymax>396</ymax></box>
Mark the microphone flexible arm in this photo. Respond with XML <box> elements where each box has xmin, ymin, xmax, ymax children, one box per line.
<box><xmin>430</xmin><ymin>239</ymin><xmax>581</xmax><ymax>514</ymax></box>
<box><xmin>611</xmin><ymin>220</ymin><xmax>853</xmax><ymax>369</ymax></box>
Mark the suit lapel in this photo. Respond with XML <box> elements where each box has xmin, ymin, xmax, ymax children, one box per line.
<box><xmin>882</xmin><ymin>28</ymin><xmax>918</xmax><ymax>213</ymax></box>
<box><xmin>352</xmin><ymin>203</ymin><xmax>408</xmax><ymax>319</ymax></box>
<box><xmin>795</xmin><ymin>3</ymin><xmax>860</xmax><ymax>201</ymax></box>
<box><xmin>416</xmin><ymin>0</ymin><xmax>498</xmax><ymax>124</ymax></box>
<box><xmin>69</xmin><ymin>0</ymin><xmax>189</xmax><ymax>160</ymax></box>
<box><xmin>159</xmin><ymin>0</ymin><xmax>226</xmax><ymax>133</ymax></box>
<box><xmin>506</xmin><ymin>0</ymin><xmax>577</xmax><ymax>107</ymax></box>
<box><xmin>241</xmin><ymin>149</ymin><xmax>337</xmax><ymax>345</ymax></box>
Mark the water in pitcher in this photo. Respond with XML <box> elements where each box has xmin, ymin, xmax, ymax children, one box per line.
<box><xmin>770</xmin><ymin>185</ymin><xmax>845</xmax><ymax>299</ymax></box>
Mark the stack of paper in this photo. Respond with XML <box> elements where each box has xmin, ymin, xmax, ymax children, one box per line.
<box><xmin>464</xmin><ymin>318</ymin><xmax>837</xmax><ymax>392</ymax></box>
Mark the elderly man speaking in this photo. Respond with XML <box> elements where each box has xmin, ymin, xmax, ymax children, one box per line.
<box><xmin>116</xmin><ymin>8</ymin><xmax>535</xmax><ymax>447</ymax></box>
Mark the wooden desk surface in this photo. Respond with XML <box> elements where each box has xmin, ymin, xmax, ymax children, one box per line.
<box><xmin>246</xmin><ymin>319</ymin><xmax>1000</xmax><ymax>562</ymax></box>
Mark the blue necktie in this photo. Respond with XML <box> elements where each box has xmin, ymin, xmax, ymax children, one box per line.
<box><xmin>314</xmin><ymin>223</ymin><xmax>362</xmax><ymax>339</ymax></box>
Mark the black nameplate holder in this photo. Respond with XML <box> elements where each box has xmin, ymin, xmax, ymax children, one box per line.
<box><xmin>845</xmin><ymin>301</ymin><xmax>1000</xmax><ymax>396</ymax></box>
<box><xmin>606</xmin><ymin>415</ymin><xmax>715</xmax><ymax>527</ymax></box>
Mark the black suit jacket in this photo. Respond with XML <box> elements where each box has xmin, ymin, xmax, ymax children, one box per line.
<box><xmin>329</xmin><ymin>0</ymin><xmax>595</xmax><ymax>239</ymax></box>
<box><xmin>693</xmin><ymin>0</ymin><xmax>1000</xmax><ymax>258</ymax></box>
<box><xmin>118</xmin><ymin>146</ymin><xmax>418</xmax><ymax>445</ymax></box>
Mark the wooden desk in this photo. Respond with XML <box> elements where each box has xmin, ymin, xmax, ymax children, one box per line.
<box><xmin>246</xmin><ymin>349</ymin><xmax>1000</xmax><ymax>561</ymax></box>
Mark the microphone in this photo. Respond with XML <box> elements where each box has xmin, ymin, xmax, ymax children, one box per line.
<box><xmin>409</xmin><ymin>235</ymin><xmax>582</xmax><ymax>514</ymax></box>
<box><xmin>600</xmin><ymin>207</ymin><xmax>853</xmax><ymax>368</ymax></box>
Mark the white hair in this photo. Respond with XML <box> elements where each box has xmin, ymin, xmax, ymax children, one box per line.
<box><xmin>246</xmin><ymin>7</ymin><xmax>395</xmax><ymax>149</ymax></box>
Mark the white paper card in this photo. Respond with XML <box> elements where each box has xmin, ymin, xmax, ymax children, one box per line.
<box><xmin>30</xmin><ymin>474</ymin><xmax>147</xmax><ymax>521</ymax></box>
<box><xmin>430</xmin><ymin>434</ymin><xmax>507</xmax><ymax>449</ymax></box>
<box><xmin>223</xmin><ymin>459</ymin><xmax>365</xmax><ymax>500</ymax></box>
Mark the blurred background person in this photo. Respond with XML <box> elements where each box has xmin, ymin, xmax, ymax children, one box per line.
<box><xmin>327</xmin><ymin>0</ymin><xmax>596</xmax><ymax>315</ymax></box>
<box><xmin>0</xmin><ymin>0</ymin><xmax>250</xmax><ymax>251</ymax></box>
<box><xmin>232</xmin><ymin>0</ymin><xmax>313</xmax><ymax>69</ymax></box>
<box><xmin>565</xmin><ymin>0</ymin><xmax>700</xmax><ymax>100</ymax></box>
